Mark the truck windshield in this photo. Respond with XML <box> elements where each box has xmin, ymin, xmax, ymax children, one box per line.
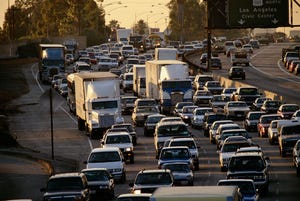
<box><xmin>162</xmin><ymin>80</ymin><xmax>191</xmax><ymax>88</ymax></box>
<box><xmin>92</xmin><ymin>100</ymin><xmax>118</xmax><ymax>109</ymax></box>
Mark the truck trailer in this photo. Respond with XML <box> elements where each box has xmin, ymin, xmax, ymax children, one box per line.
<box><xmin>116</xmin><ymin>29</ymin><xmax>132</xmax><ymax>45</ymax></box>
<box><xmin>145</xmin><ymin>60</ymin><xmax>193</xmax><ymax>114</ymax></box>
<box><xmin>150</xmin><ymin>186</ymin><xmax>242</xmax><ymax>201</ymax></box>
<box><xmin>73</xmin><ymin>72</ymin><xmax>123</xmax><ymax>138</ymax></box>
<box><xmin>133</xmin><ymin>64</ymin><xmax>146</xmax><ymax>97</ymax></box>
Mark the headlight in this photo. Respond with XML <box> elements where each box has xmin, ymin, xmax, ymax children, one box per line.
<box><xmin>126</xmin><ymin>147</ymin><xmax>132</xmax><ymax>152</ymax></box>
<box><xmin>113</xmin><ymin>168</ymin><xmax>122</xmax><ymax>172</ymax></box>
<box><xmin>183</xmin><ymin>116</ymin><xmax>189</xmax><ymax>119</ymax></box>
<box><xmin>99</xmin><ymin>185</ymin><xmax>109</xmax><ymax>189</ymax></box>
<box><xmin>134</xmin><ymin>189</ymin><xmax>141</xmax><ymax>194</ymax></box>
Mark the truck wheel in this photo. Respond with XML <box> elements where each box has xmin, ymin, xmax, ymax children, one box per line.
<box><xmin>77</xmin><ymin>118</ymin><xmax>85</xmax><ymax>131</ymax></box>
<box><xmin>281</xmin><ymin>150</ymin><xmax>286</xmax><ymax>157</ymax></box>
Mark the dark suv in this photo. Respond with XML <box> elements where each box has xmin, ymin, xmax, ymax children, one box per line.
<box><xmin>129</xmin><ymin>169</ymin><xmax>173</xmax><ymax>194</ymax></box>
<box><xmin>227</xmin><ymin>152</ymin><xmax>270</xmax><ymax>196</ymax></box>
<box><xmin>203</xmin><ymin>112</ymin><xmax>227</xmax><ymax>137</ymax></box>
<box><xmin>41</xmin><ymin>172</ymin><xmax>90</xmax><ymax>201</ymax></box>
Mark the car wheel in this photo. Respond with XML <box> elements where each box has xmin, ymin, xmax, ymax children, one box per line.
<box><xmin>120</xmin><ymin>172</ymin><xmax>126</xmax><ymax>183</ymax></box>
<box><xmin>130</xmin><ymin>156</ymin><xmax>134</xmax><ymax>164</ymax></box>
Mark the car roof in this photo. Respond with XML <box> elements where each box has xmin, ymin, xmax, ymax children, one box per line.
<box><xmin>49</xmin><ymin>172</ymin><xmax>83</xmax><ymax>179</ymax></box>
<box><xmin>138</xmin><ymin>169</ymin><xmax>171</xmax><ymax>174</ymax></box>
<box><xmin>91</xmin><ymin>147</ymin><xmax>120</xmax><ymax>153</ymax></box>
<box><xmin>81</xmin><ymin>168</ymin><xmax>109</xmax><ymax>172</ymax></box>
<box><xmin>117</xmin><ymin>193</ymin><xmax>152</xmax><ymax>198</ymax></box>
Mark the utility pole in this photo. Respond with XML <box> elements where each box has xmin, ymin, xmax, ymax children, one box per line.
<box><xmin>206</xmin><ymin>0</ymin><xmax>212</xmax><ymax>72</ymax></box>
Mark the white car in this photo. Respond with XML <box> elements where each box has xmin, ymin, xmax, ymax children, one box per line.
<box><xmin>84</xmin><ymin>147</ymin><xmax>126</xmax><ymax>183</ymax></box>
<box><xmin>224</xmin><ymin>101</ymin><xmax>250</xmax><ymax>119</ymax></box>
<box><xmin>101</xmin><ymin>131</ymin><xmax>134</xmax><ymax>164</ymax></box>
<box><xmin>209</xmin><ymin>120</ymin><xmax>234</xmax><ymax>144</ymax></box>
<box><xmin>167</xmin><ymin>137</ymin><xmax>200</xmax><ymax>170</ymax></box>
<box><xmin>191</xmin><ymin>107</ymin><xmax>213</xmax><ymax>129</ymax></box>
<box><xmin>96</xmin><ymin>56</ymin><xmax>118</xmax><ymax>71</ymax></box>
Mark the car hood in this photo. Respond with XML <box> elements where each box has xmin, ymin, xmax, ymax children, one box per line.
<box><xmin>103</xmin><ymin>143</ymin><xmax>133</xmax><ymax>149</ymax></box>
<box><xmin>44</xmin><ymin>191</ymin><xmax>83</xmax><ymax>198</ymax></box>
<box><xmin>87</xmin><ymin>161</ymin><xmax>123</xmax><ymax>169</ymax></box>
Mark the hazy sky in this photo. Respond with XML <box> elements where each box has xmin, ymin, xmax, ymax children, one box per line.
<box><xmin>1</xmin><ymin>0</ymin><xmax>299</xmax><ymax>34</ymax></box>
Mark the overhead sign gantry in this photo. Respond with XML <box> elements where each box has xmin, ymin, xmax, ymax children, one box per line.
<box><xmin>208</xmin><ymin>0</ymin><xmax>300</xmax><ymax>29</ymax></box>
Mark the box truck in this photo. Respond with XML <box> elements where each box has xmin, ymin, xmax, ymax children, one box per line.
<box><xmin>133</xmin><ymin>64</ymin><xmax>146</xmax><ymax>97</ymax></box>
<box><xmin>150</xmin><ymin>186</ymin><xmax>242</xmax><ymax>201</ymax></box>
<box><xmin>145</xmin><ymin>60</ymin><xmax>193</xmax><ymax>114</ymax></box>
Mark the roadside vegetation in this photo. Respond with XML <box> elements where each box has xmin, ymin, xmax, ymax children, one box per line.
<box><xmin>0</xmin><ymin>58</ymin><xmax>36</xmax><ymax>146</ymax></box>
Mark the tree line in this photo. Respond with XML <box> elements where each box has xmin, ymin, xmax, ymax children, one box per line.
<box><xmin>0</xmin><ymin>0</ymin><xmax>251</xmax><ymax>46</ymax></box>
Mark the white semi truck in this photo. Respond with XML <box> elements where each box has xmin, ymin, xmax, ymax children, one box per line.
<box><xmin>145</xmin><ymin>60</ymin><xmax>193</xmax><ymax>114</ymax></box>
<box><xmin>154</xmin><ymin>48</ymin><xmax>178</xmax><ymax>60</ymax></box>
<box><xmin>133</xmin><ymin>64</ymin><xmax>146</xmax><ymax>97</ymax></box>
<box><xmin>116</xmin><ymin>28</ymin><xmax>132</xmax><ymax>45</ymax></box>
<box><xmin>73</xmin><ymin>72</ymin><xmax>123</xmax><ymax>138</ymax></box>
<box><xmin>150</xmin><ymin>186</ymin><xmax>242</xmax><ymax>201</ymax></box>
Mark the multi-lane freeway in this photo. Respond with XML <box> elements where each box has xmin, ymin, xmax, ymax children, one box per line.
<box><xmin>1</xmin><ymin>43</ymin><xmax>300</xmax><ymax>201</ymax></box>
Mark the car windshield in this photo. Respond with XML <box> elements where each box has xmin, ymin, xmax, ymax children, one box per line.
<box><xmin>47</xmin><ymin>177</ymin><xmax>83</xmax><ymax>191</ymax></box>
<box><xmin>147</xmin><ymin>116</ymin><xmax>164</xmax><ymax>123</ymax></box>
<box><xmin>281</xmin><ymin>125</ymin><xmax>300</xmax><ymax>135</ymax></box>
<box><xmin>106</xmin><ymin>135</ymin><xmax>131</xmax><ymax>144</ymax></box>
<box><xmin>160</xmin><ymin>149</ymin><xmax>190</xmax><ymax>160</ymax></box>
<box><xmin>221</xmin><ymin>132</ymin><xmax>248</xmax><ymax>140</ymax></box>
<box><xmin>195</xmin><ymin>109</ymin><xmax>213</xmax><ymax>115</ymax></box>
<box><xmin>135</xmin><ymin>172</ymin><xmax>172</xmax><ymax>185</ymax></box>
<box><xmin>221</xmin><ymin>143</ymin><xmax>250</xmax><ymax>152</ymax></box>
<box><xmin>83</xmin><ymin>171</ymin><xmax>109</xmax><ymax>181</ymax></box>
<box><xmin>282</xmin><ymin>105</ymin><xmax>299</xmax><ymax>112</ymax></box>
<box><xmin>157</xmin><ymin>125</ymin><xmax>190</xmax><ymax>136</ymax></box>
<box><xmin>239</xmin><ymin>88</ymin><xmax>258</xmax><ymax>95</ymax></box>
<box><xmin>249</xmin><ymin>113</ymin><xmax>263</xmax><ymax>120</ymax></box>
<box><xmin>163</xmin><ymin>164</ymin><xmax>190</xmax><ymax>173</ymax></box>
<box><xmin>228</xmin><ymin>102</ymin><xmax>247</xmax><ymax>107</ymax></box>
<box><xmin>137</xmin><ymin>107</ymin><xmax>159</xmax><ymax>113</ymax></box>
<box><xmin>229</xmin><ymin>156</ymin><xmax>265</xmax><ymax>171</ymax></box>
<box><xmin>88</xmin><ymin>151</ymin><xmax>121</xmax><ymax>163</ymax></box>
<box><xmin>170</xmin><ymin>141</ymin><xmax>196</xmax><ymax>149</ymax></box>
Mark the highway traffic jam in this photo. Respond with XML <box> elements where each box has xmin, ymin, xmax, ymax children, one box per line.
<box><xmin>37</xmin><ymin>36</ymin><xmax>300</xmax><ymax>201</ymax></box>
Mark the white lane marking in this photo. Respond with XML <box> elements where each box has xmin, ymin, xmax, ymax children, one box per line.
<box><xmin>31</xmin><ymin>64</ymin><xmax>94</xmax><ymax>151</ymax></box>
<box><xmin>248</xmin><ymin>46</ymin><xmax>300</xmax><ymax>83</ymax></box>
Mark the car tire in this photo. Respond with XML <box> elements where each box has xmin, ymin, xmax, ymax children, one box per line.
<box><xmin>120</xmin><ymin>172</ymin><xmax>126</xmax><ymax>184</ymax></box>
<box><xmin>130</xmin><ymin>156</ymin><xmax>134</xmax><ymax>164</ymax></box>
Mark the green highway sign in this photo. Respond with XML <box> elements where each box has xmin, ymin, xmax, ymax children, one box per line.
<box><xmin>227</xmin><ymin>0</ymin><xmax>289</xmax><ymax>28</ymax></box>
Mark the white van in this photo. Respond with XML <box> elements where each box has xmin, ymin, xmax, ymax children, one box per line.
<box><xmin>150</xmin><ymin>186</ymin><xmax>242</xmax><ymax>201</ymax></box>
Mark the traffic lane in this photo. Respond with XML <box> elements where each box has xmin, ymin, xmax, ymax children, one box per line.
<box><xmin>109</xmin><ymin>115</ymin><xmax>300</xmax><ymax>199</ymax></box>
<box><xmin>0</xmin><ymin>153</ymin><xmax>48</xmax><ymax>201</ymax></box>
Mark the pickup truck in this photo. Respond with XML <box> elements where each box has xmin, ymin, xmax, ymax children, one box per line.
<box><xmin>231</xmin><ymin>87</ymin><xmax>261</xmax><ymax>106</ymax></box>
